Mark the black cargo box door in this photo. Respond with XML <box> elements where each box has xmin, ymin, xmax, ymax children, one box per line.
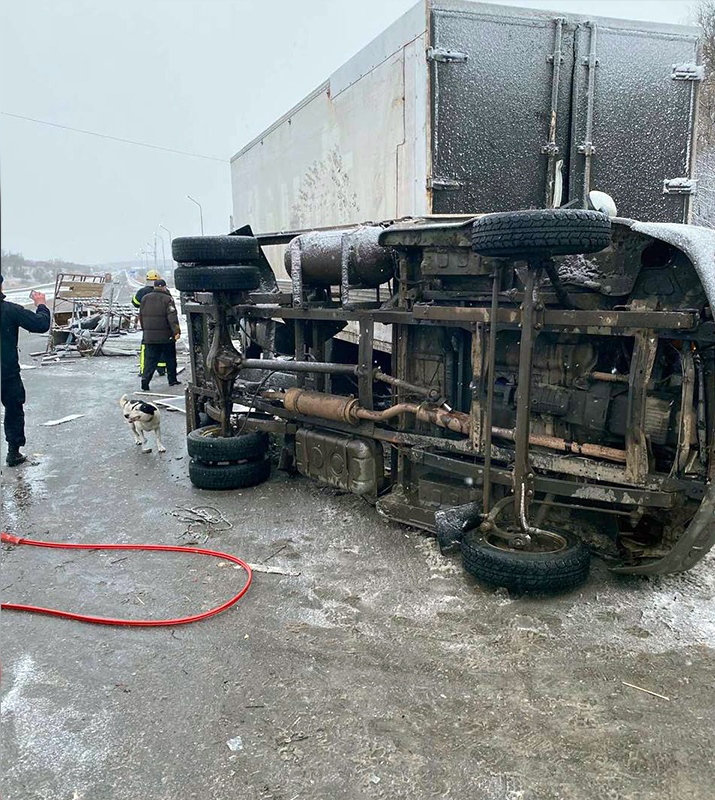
<box><xmin>429</xmin><ymin>2</ymin><xmax>701</xmax><ymax>223</ymax></box>
<box><xmin>569</xmin><ymin>22</ymin><xmax>700</xmax><ymax>223</ymax></box>
<box><xmin>429</xmin><ymin>5</ymin><xmax>574</xmax><ymax>214</ymax></box>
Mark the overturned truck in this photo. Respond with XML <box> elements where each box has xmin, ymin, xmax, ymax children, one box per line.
<box><xmin>176</xmin><ymin>1</ymin><xmax>713</xmax><ymax>591</ymax></box>
<box><xmin>176</xmin><ymin>214</ymin><xmax>715</xmax><ymax>591</ymax></box>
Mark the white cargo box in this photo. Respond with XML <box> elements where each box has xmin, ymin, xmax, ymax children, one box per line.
<box><xmin>231</xmin><ymin>0</ymin><xmax>701</xmax><ymax>275</ymax></box>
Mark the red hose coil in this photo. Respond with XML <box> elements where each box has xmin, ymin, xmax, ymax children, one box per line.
<box><xmin>1</xmin><ymin>532</ymin><xmax>252</xmax><ymax>627</ymax></box>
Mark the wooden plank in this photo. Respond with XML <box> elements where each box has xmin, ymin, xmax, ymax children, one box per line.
<box><xmin>57</xmin><ymin>283</ymin><xmax>106</xmax><ymax>299</ymax></box>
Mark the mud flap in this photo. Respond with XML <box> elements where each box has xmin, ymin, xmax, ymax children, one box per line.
<box><xmin>278</xmin><ymin>434</ymin><xmax>297</xmax><ymax>474</ymax></box>
<box><xmin>435</xmin><ymin>501</ymin><xmax>483</xmax><ymax>554</ymax></box>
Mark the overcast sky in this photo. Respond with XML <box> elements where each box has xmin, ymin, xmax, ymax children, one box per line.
<box><xmin>0</xmin><ymin>0</ymin><xmax>698</xmax><ymax>266</ymax></box>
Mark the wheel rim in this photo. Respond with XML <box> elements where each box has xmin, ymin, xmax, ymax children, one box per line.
<box><xmin>485</xmin><ymin>529</ymin><xmax>569</xmax><ymax>554</ymax></box>
<box><xmin>198</xmin><ymin>426</ymin><xmax>222</xmax><ymax>439</ymax></box>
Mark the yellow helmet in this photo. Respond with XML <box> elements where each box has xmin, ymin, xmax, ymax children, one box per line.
<box><xmin>146</xmin><ymin>269</ymin><xmax>161</xmax><ymax>281</ymax></box>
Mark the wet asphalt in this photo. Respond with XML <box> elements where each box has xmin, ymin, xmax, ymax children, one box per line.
<box><xmin>1</xmin><ymin>329</ymin><xmax>714</xmax><ymax>800</ymax></box>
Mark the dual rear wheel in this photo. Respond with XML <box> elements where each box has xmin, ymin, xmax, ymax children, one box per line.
<box><xmin>172</xmin><ymin>235</ymin><xmax>262</xmax><ymax>293</ymax></box>
<box><xmin>187</xmin><ymin>425</ymin><xmax>271</xmax><ymax>490</ymax></box>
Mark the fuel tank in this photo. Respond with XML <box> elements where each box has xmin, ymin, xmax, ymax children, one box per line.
<box><xmin>285</xmin><ymin>226</ymin><xmax>394</xmax><ymax>288</ymax></box>
<box><xmin>294</xmin><ymin>428</ymin><xmax>384</xmax><ymax>496</ymax></box>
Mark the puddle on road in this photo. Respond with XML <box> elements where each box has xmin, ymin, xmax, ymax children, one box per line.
<box><xmin>1</xmin><ymin>458</ymin><xmax>55</xmax><ymax>527</ymax></box>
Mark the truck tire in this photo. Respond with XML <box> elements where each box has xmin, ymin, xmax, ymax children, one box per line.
<box><xmin>175</xmin><ymin>265</ymin><xmax>261</xmax><ymax>292</ymax></box>
<box><xmin>471</xmin><ymin>209</ymin><xmax>611</xmax><ymax>258</ymax></box>
<box><xmin>189</xmin><ymin>457</ymin><xmax>271</xmax><ymax>490</ymax></box>
<box><xmin>187</xmin><ymin>425</ymin><xmax>268</xmax><ymax>463</ymax></box>
<box><xmin>172</xmin><ymin>235</ymin><xmax>260</xmax><ymax>265</ymax></box>
<box><xmin>461</xmin><ymin>528</ymin><xmax>590</xmax><ymax>593</ymax></box>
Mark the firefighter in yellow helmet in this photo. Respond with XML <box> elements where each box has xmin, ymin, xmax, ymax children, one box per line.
<box><xmin>133</xmin><ymin>270</ymin><xmax>167</xmax><ymax>378</ymax></box>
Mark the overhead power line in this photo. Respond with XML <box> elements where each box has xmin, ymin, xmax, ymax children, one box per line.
<box><xmin>0</xmin><ymin>111</ymin><xmax>227</xmax><ymax>163</ymax></box>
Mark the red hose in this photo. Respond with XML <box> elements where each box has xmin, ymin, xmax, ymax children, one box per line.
<box><xmin>1</xmin><ymin>532</ymin><xmax>252</xmax><ymax>627</ymax></box>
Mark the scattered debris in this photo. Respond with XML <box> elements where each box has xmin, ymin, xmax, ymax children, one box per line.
<box><xmin>216</xmin><ymin>559</ymin><xmax>299</xmax><ymax>576</ymax></box>
<box><xmin>369</xmin><ymin>774</ymin><xmax>381</xmax><ymax>785</ymax></box>
<box><xmin>169</xmin><ymin>505</ymin><xmax>232</xmax><ymax>544</ymax></box>
<box><xmin>621</xmin><ymin>681</ymin><xmax>670</xmax><ymax>701</ymax></box>
<box><xmin>153</xmin><ymin>399</ymin><xmax>186</xmax><ymax>414</ymax></box>
<box><xmin>280</xmin><ymin>732</ymin><xmax>310</xmax><ymax>744</ymax></box>
<box><xmin>47</xmin><ymin>272</ymin><xmax>138</xmax><ymax>360</ymax></box>
<box><xmin>96</xmin><ymin>348</ymin><xmax>136</xmax><ymax>357</ymax></box>
<box><xmin>19</xmin><ymin>364</ymin><xmax>38</xmax><ymax>370</ymax></box>
<box><xmin>262</xmin><ymin>544</ymin><xmax>289</xmax><ymax>563</ymax></box>
<box><xmin>247</xmin><ymin>563</ymin><xmax>301</xmax><ymax>577</ymax></box>
<box><xmin>42</xmin><ymin>414</ymin><xmax>85</xmax><ymax>427</ymax></box>
<box><xmin>226</xmin><ymin>736</ymin><xmax>243</xmax><ymax>752</ymax></box>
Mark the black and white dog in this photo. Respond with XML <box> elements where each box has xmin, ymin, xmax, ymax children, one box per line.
<box><xmin>119</xmin><ymin>394</ymin><xmax>166</xmax><ymax>453</ymax></box>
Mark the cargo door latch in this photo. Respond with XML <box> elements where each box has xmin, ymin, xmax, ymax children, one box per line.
<box><xmin>427</xmin><ymin>176</ymin><xmax>463</xmax><ymax>190</ymax></box>
<box><xmin>427</xmin><ymin>47</ymin><xmax>468</xmax><ymax>63</ymax></box>
<box><xmin>671</xmin><ymin>63</ymin><xmax>705</xmax><ymax>81</ymax></box>
<box><xmin>663</xmin><ymin>177</ymin><xmax>698</xmax><ymax>195</ymax></box>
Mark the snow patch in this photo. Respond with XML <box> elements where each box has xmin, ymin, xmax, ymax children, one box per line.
<box><xmin>561</xmin><ymin>552</ymin><xmax>715</xmax><ymax>654</ymax></box>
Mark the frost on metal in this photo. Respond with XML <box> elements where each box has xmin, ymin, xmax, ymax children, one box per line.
<box><xmin>232</xmin><ymin>1</ymin><xmax>699</xmax><ymax>237</ymax></box>
<box><xmin>297</xmin><ymin>224</ymin><xmax>386</xmax><ymax>257</ymax></box>
<box><xmin>693</xmin><ymin>149</ymin><xmax>715</xmax><ymax>230</ymax></box>
<box><xmin>628</xmin><ymin>219</ymin><xmax>715</xmax><ymax>308</ymax></box>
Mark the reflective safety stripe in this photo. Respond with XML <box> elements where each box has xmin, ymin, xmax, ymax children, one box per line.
<box><xmin>139</xmin><ymin>344</ymin><xmax>165</xmax><ymax>371</ymax></box>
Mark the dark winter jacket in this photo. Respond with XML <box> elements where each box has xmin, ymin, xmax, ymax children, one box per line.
<box><xmin>131</xmin><ymin>284</ymin><xmax>155</xmax><ymax>309</ymax></box>
<box><xmin>0</xmin><ymin>294</ymin><xmax>51</xmax><ymax>380</ymax></box>
<box><xmin>138</xmin><ymin>289</ymin><xmax>180</xmax><ymax>344</ymax></box>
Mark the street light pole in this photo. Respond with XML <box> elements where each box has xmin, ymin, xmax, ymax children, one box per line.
<box><xmin>147</xmin><ymin>239</ymin><xmax>158</xmax><ymax>270</ymax></box>
<box><xmin>159</xmin><ymin>224</ymin><xmax>172</xmax><ymax>248</ymax></box>
<box><xmin>159</xmin><ymin>223</ymin><xmax>173</xmax><ymax>265</ymax></box>
<box><xmin>155</xmin><ymin>231</ymin><xmax>167</xmax><ymax>270</ymax></box>
<box><xmin>187</xmin><ymin>195</ymin><xmax>204</xmax><ymax>235</ymax></box>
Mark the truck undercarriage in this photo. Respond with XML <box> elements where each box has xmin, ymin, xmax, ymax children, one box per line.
<box><xmin>179</xmin><ymin>211</ymin><xmax>715</xmax><ymax>591</ymax></box>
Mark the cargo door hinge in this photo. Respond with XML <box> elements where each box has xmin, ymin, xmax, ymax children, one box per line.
<box><xmin>427</xmin><ymin>176</ymin><xmax>463</xmax><ymax>190</ymax></box>
<box><xmin>427</xmin><ymin>47</ymin><xmax>468</xmax><ymax>63</ymax></box>
<box><xmin>671</xmin><ymin>63</ymin><xmax>705</xmax><ymax>82</ymax></box>
<box><xmin>663</xmin><ymin>177</ymin><xmax>698</xmax><ymax>195</ymax></box>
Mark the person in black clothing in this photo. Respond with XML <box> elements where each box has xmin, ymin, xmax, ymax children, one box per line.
<box><xmin>0</xmin><ymin>275</ymin><xmax>52</xmax><ymax>466</ymax></box>
<box><xmin>138</xmin><ymin>280</ymin><xmax>181</xmax><ymax>391</ymax></box>
<box><xmin>132</xmin><ymin>269</ymin><xmax>166</xmax><ymax>378</ymax></box>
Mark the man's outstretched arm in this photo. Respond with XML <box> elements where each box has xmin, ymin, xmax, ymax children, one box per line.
<box><xmin>13</xmin><ymin>291</ymin><xmax>51</xmax><ymax>333</ymax></box>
